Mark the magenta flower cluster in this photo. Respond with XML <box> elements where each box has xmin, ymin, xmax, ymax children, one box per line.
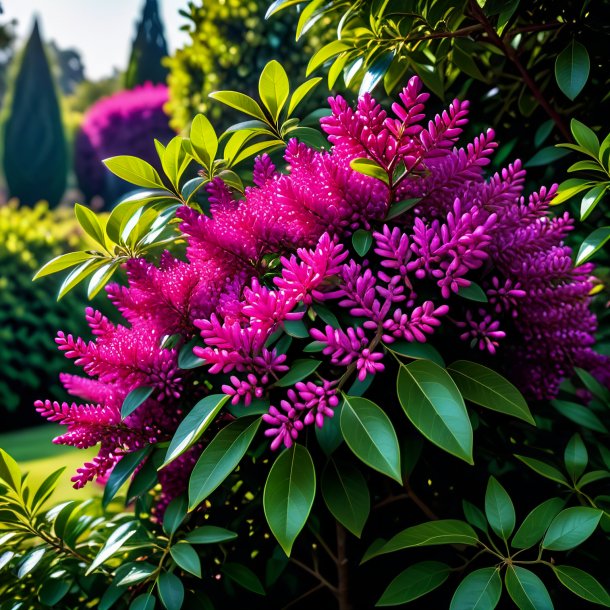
<box><xmin>37</xmin><ymin>77</ymin><xmax>609</xmax><ymax>504</ymax></box>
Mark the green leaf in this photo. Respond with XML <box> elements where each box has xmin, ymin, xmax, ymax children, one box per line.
<box><xmin>555</xmin><ymin>40</ymin><xmax>590</xmax><ymax>101</ymax></box>
<box><xmin>263</xmin><ymin>444</ymin><xmax>316</xmax><ymax>556</ymax></box>
<box><xmin>534</xmin><ymin>120</ymin><xmax>554</xmax><ymax>147</ymax></box>
<box><xmin>116</xmin><ymin>563</ymin><xmax>157</xmax><ymax>586</ymax></box>
<box><xmin>457</xmin><ymin>282</ymin><xmax>488</xmax><ymax>303</ymax></box>
<box><xmin>365</xmin><ymin>520</ymin><xmax>478</xmax><ymax>562</ymax></box>
<box><xmin>542</xmin><ymin>507</ymin><xmax>602</xmax><ymax>551</ymax></box>
<box><xmin>360</xmin><ymin>52</ymin><xmax>394</xmax><ymax>96</ymax></box>
<box><xmin>221</xmin><ymin>563</ymin><xmax>265</xmax><ymax>595</ymax></box>
<box><xmin>87</xmin><ymin>260</ymin><xmax>121</xmax><ymax>299</ymax></box>
<box><xmin>307</xmin><ymin>40</ymin><xmax>352</xmax><ymax>75</ymax></box>
<box><xmin>130</xmin><ymin>594</ymin><xmax>156</xmax><ymax>610</ymax></box>
<box><xmin>575</xmin><ymin>367</ymin><xmax>610</xmax><ymax>403</ymax></box>
<box><xmin>39</xmin><ymin>578</ymin><xmax>71</xmax><ymax>606</ymax></box>
<box><xmin>551</xmin><ymin>179</ymin><xmax>593</xmax><ymax>205</ymax></box>
<box><xmin>515</xmin><ymin>455</ymin><xmax>569</xmax><ymax>486</ymax></box>
<box><xmin>209</xmin><ymin>91</ymin><xmax>267</xmax><ymax>122</ymax></box>
<box><xmin>352</xmin><ymin>229</ymin><xmax>373</xmax><ymax>256</ymax></box>
<box><xmin>103</xmin><ymin>447</ymin><xmax>151</xmax><ymax>507</ymax></box>
<box><xmin>377</xmin><ymin>561</ymin><xmax>450</xmax><ymax>607</ymax></box>
<box><xmin>505</xmin><ymin>566</ymin><xmax>553</xmax><ymax>610</ymax></box>
<box><xmin>75</xmin><ymin>203</ymin><xmax>107</xmax><ymax>247</ymax></box>
<box><xmin>447</xmin><ymin>360</ymin><xmax>534</xmax><ymax>424</ymax></box>
<box><xmin>121</xmin><ymin>386</ymin><xmax>154</xmax><ymax>419</ymax></box>
<box><xmin>321</xmin><ymin>458</ymin><xmax>370</xmax><ymax>537</ymax></box>
<box><xmin>190</xmin><ymin>114</ymin><xmax>218</xmax><ymax>169</ymax></box>
<box><xmin>526</xmin><ymin>146</ymin><xmax>570</xmax><ymax>167</ymax></box>
<box><xmin>553</xmin><ymin>565</ymin><xmax>610</xmax><ymax>607</ymax></box>
<box><xmin>581</xmin><ymin>185</ymin><xmax>607</xmax><ymax>221</ymax></box>
<box><xmin>385</xmin><ymin>198</ymin><xmax>420</xmax><ymax>221</ymax></box>
<box><xmin>349</xmin><ymin>158</ymin><xmax>389</xmax><ymax>184</ymax></box>
<box><xmin>162</xmin><ymin>394</ymin><xmax>230</xmax><ymax>468</ymax></box>
<box><xmin>274</xmin><ymin>359</ymin><xmax>321</xmax><ymax>387</ymax></box>
<box><xmin>340</xmin><ymin>395</ymin><xmax>402</xmax><ymax>482</ymax></box>
<box><xmin>571</xmin><ymin>118</ymin><xmax>599</xmax><ymax>155</ymax></box>
<box><xmin>568</xmin><ymin>160</ymin><xmax>603</xmax><ymax>173</ymax></box>
<box><xmin>231</xmin><ymin>139</ymin><xmax>285</xmax><ymax>167</ymax></box>
<box><xmin>157</xmin><ymin>572</ymin><xmax>184</xmax><ymax>610</ymax></box>
<box><xmin>577</xmin><ymin>470</ymin><xmax>610</xmax><ymax>488</ymax></box>
<box><xmin>87</xmin><ymin>521</ymin><xmax>137</xmax><ymax>574</ymax></box>
<box><xmin>170</xmin><ymin>542</ymin><xmax>201</xmax><ymax>578</ymax></box>
<box><xmin>315</xmin><ymin>400</ymin><xmax>343</xmax><ymax>456</ymax></box>
<box><xmin>178</xmin><ymin>339</ymin><xmax>204</xmax><ymax>370</ymax></box>
<box><xmin>450</xmin><ymin>568</ymin><xmax>502</xmax><ymax>610</ymax></box>
<box><xmin>265</xmin><ymin>0</ymin><xmax>303</xmax><ymax>18</ymax></box>
<box><xmin>17</xmin><ymin>547</ymin><xmax>45</xmax><ymax>578</ymax></box>
<box><xmin>551</xmin><ymin>399</ymin><xmax>608</xmax><ymax>433</ymax></box>
<box><xmin>0</xmin><ymin>449</ymin><xmax>21</xmax><ymax>491</ymax></box>
<box><xmin>34</xmin><ymin>251</ymin><xmax>93</xmax><ymax>280</ymax></box>
<box><xmin>57</xmin><ymin>258</ymin><xmax>106</xmax><ymax>299</ymax></box>
<box><xmin>283</xmin><ymin>319</ymin><xmax>310</xmax><ymax>338</ymax></box>
<box><xmin>385</xmin><ymin>341</ymin><xmax>445</xmax><ymax>367</ymax></box>
<box><xmin>462</xmin><ymin>500</ymin><xmax>489</xmax><ymax>534</ymax></box>
<box><xmin>30</xmin><ymin>467</ymin><xmax>66</xmax><ymax>512</ymax></box>
<box><xmin>163</xmin><ymin>495</ymin><xmax>188</xmax><ymax>536</ymax></box>
<box><xmin>185</xmin><ymin>525</ymin><xmax>238</xmax><ymax>545</ymax></box>
<box><xmin>397</xmin><ymin>360</ymin><xmax>473</xmax><ymax>464</ymax></box>
<box><xmin>259</xmin><ymin>60</ymin><xmax>290</xmax><ymax>122</ymax></box>
<box><xmin>564</xmin><ymin>434</ymin><xmax>588</xmax><ymax>481</ymax></box>
<box><xmin>189</xmin><ymin>417</ymin><xmax>261</xmax><ymax>510</ymax></box>
<box><xmin>103</xmin><ymin>156</ymin><xmax>166</xmax><ymax>190</ymax></box>
<box><xmin>160</xmin><ymin>136</ymin><xmax>189</xmax><ymax>190</ymax></box>
<box><xmin>287</xmin><ymin>77</ymin><xmax>322</xmax><ymax>117</ymax></box>
<box><xmin>485</xmin><ymin>477</ymin><xmax>515</xmax><ymax>541</ymax></box>
<box><xmin>511</xmin><ymin>498</ymin><xmax>565</xmax><ymax>549</ymax></box>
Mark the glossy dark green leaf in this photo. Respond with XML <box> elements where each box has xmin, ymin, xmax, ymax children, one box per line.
<box><xmin>263</xmin><ymin>444</ymin><xmax>316</xmax><ymax>556</ymax></box>
<box><xmin>162</xmin><ymin>394</ymin><xmax>230</xmax><ymax>467</ymax></box>
<box><xmin>542</xmin><ymin>507</ymin><xmax>602</xmax><ymax>551</ymax></box>
<box><xmin>551</xmin><ymin>399</ymin><xmax>608</xmax><ymax>433</ymax></box>
<box><xmin>17</xmin><ymin>547</ymin><xmax>45</xmax><ymax>578</ymax></box>
<box><xmin>515</xmin><ymin>455</ymin><xmax>569</xmax><ymax>486</ymax></box>
<box><xmin>450</xmin><ymin>568</ymin><xmax>502</xmax><ymax>610</ymax></box>
<box><xmin>129</xmin><ymin>593</ymin><xmax>156</xmax><ymax>610</ymax></box>
<box><xmin>178</xmin><ymin>339</ymin><xmax>204</xmax><ymax>370</ymax></box>
<box><xmin>485</xmin><ymin>477</ymin><xmax>515</xmax><ymax>541</ymax></box>
<box><xmin>170</xmin><ymin>542</ymin><xmax>201</xmax><ymax>577</ymax></box>
<box><xmin>505</xmin><ymin>566</ymin><xmax>553</xmax><ymax>610</ymax></box>
<box><xmin>448</xmin><ymin>360</ymin><xmax>533</xmax><ymax>424</ymax></box>
<box><xmin>385</xmin><ymin>198</ymin><xmax>420</xmax><ymax>221</ymax></box>
<box><xmin>377</xmin><ymin>561</ymin><xmax>450</xmax><ymax>607</ymax></box>
<box><xmin>359</xmin><ymin>52</ymin><xmax>394</xmax><ymax>96</ymax></box>
<box><xmin>364</xmin><ymin>520</ymin><xmax>478</xmax><ymax>562</ymax></box>
<box><xmin>457</xmin><ymin>282</ymin><xmax>488</xmax><ymax>303</ymax></box>
<box><xmin>386</xmin><ymin>341</ymin><xmax>445</xmax><ymax>367</ymax></box>
<box><xmin>163</xmin><ymin>495</ymin><xmax>188</xmax><ymax>536</ymax></box>
<box><xmin>577</xmin><ymin>470</ymin><xmax>610</xmax><ymax>488</ymax></box>
<box><xmin>462</xmin><ymin>500</ymin><xmax>488</xmax><ymax>534</ymax></box>
<box><xmin>87</xmin><ymin>521</ymin><xmax>137</xmax><ymax>574</ymax></box>
<box><xmin>189</xmin><ymin>417</ymin><xmax>260</xmax><ymax>510</ymax></box>
<box><xmin>575</xmin><ymin>226</ymin><xmax>610</xmax><ymax>265</ymax></box>
<box><xmin>553</xmin><ymin>565</ymin><xmax>610</xmax><ymax>607</ymax></box>
<box><xmin>274</xmin><ymin>359</ymin><xmax>321</xmax><ymax>387</ymax></box>
<box><xmin>564</xmin><ymin>434</ymin><xmax>588</xmax><ymax>481</ymax></box>
<box><xmin>321</xmin><ymin>458</ymin><xmax>370</xmax><ymax>537</ymax></box>
<box><xmin>283</xmin><ymin>319</ymin><xmax>310</xmax><ymax>338</ymax></box>
<box><xmin>121</xmin><ymin>386</ymin><xmax>154</xmax><ymax>419</ymax></box>
<box><xmin>221</xmin><ymin>563</ymin><xmax>265</xmax><ymax>595</ymax></box>
<box><xmin>511</xmin><ymin>498</ymin><xmax>565</xmax><ymax>549</ymax></box>
<box><xmin>581</xmin><ymin>185</ymin><xmax>607</xmax><ymax>221</ymax></box>
<box><xmin>555</xmin><ymin>40</ymin><xmax>590</xmax><ymax>101</ymax></box>
<box><xmin>340</xmin><ymin>395</ymin><xmax>401</xmax><ymax>482</ymax></box>
<box><xmin>352</xmin><ymin>229</ymin><xmax>373</xmax><ymax>256</ymax></box>
<box><xmin>158</xmin><ymin>571</ymin><xmax>184</xmax><ymax>610</ymax></box>
<box><xmin>526</xmin><ymin>146</ymin><xmax>570</xmax><ymax>167</ymax></box>
<box><xmin>185</xmin><ymin>525</ymin><xmax>237</xmax><ymax>545</ymax></box>
<box><xmin>315</xmin><ymin>401</ymin><xmax>343</xmax><ymax>456</ymax></box>
<box><xmin>103</xmin><ymin>446</ymin><xmax>152</xmax><ymax>507</ymax></box>
<box><xmin>575</xmin><ymin>367</ymin><xmax>610</xmax><ymax>403</ymax></box>
<box><xmin>397</xmin><ymin>360</ymin><xmax>473</xmax><ymax>464</ymax></box>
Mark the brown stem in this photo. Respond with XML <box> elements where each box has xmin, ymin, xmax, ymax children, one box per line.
<box><xmin>404</xmin><ymin>477</ymin><xmax>439</xmax><ymax>521</ymax></box>
<box><xmin>467</xmin><ymin>0</ymin><xmax>570</xmax><ymax>140</ymax></box>
<box><xmin>290</xmin><ymin>557</ymin><xmax>338</xmax><ymax>594</ymax></box>
<box><xmin>335</xmin><ymin>523</ymin><xmax>352</xmax><ymax>610</ymax></box>
<box><xmin>281</xmin><ymin>583</ymin><xmax>325</xmax><ymax>610</ymax></box>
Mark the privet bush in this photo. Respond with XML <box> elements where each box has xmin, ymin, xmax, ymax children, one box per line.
<box><xmin>12</xmin><ymin>63</ymin><xmax>610</xmax><ymax>609</ymax></box>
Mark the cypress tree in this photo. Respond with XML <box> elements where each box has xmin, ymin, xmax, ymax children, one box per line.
<box><xmin>125</xmin><ymin>0</ymin><xmax>169</xmax><ymax>89</ymax></box>
<box><xmin>1</xmin><ymin>19</ymin><xmax>67</xmax><ymax>207</ymax></box>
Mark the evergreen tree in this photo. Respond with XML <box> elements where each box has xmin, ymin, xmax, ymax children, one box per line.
<box><xmin>1</xmin><ymin>19</ymin><xmax>67</xmax><ymax>207</ymax></box>
<box><xmin>124</xmin><ymin>0</ymin><xmax>169</xmax><ymax>89</ymax></box>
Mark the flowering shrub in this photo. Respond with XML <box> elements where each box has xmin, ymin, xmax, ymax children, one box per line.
<box><xmin>74</xmin><ymin>84</ymin><xmax>174</xmax><ymax>206</ymax></box>
<box><xmin>27</xmin><ymin>67</ymin><xmax>610</xmax><ymax>608</ymax></box>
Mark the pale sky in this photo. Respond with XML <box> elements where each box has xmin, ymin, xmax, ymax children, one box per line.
<box><xmin>3</xmin><ymin>0</ymin><xmax>190</xmax><ymax>79</ymax></box>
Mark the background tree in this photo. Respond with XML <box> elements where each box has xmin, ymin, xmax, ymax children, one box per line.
<box><xmin>124</xmin><ymin>0</ymin><xmax>169</xmax><ymax>89</ymax></box>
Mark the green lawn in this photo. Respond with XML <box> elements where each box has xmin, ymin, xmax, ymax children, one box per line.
<box><xmin>0</xmin><ymin>424</ymin><xmax>100</xmax><ymax>501</ymax></box>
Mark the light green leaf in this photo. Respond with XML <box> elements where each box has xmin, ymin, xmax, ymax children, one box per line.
<box><xmin>505</xmin><ymin>566</ymin><xmax>553</xmax><ymax>610</ymax></box>
<box><xmin>307</xmin><ymin>40</ymin><xmax>352</xmax><ymax>75</ymax></box>
<box><xmin>58</xmin><ymin>258</ymin><xmax>107</xmax><ymax>300</ymax></box>
<box><xmin>209</xmin><ymin>91</ymin><xmax>267</xmax><ymax>122</ymax></box>
<box><xmin>34</xmin><ymin>251</ymin><xmax>93</xmax><ymax>280</ymax></box>
<box><xmin>321</xmin><ymin>458</ymin><xmax>370</xmax><ymax>537</ymax></box>
<box><xmin>87</xmin><ymin>522</ymin><xmax>137</xmax><ymax>574</ymax></box>
<box><xmin>340</xmin><ymin>395</ymin><xmax>402</xmax><ymax>482</ymax></box>
<box><xmin>571</xmin><ymin>118</ymin><xmax>599</xmax><ymax>155</ymax></box>
<box><xmin>365</xmin><ymin>520</ymin><xmax>478</xmax><ymax>562</ymax></box>
<box><xmin>287</xmin><ymin>77</ymin><xmax>322</xmax><ymax>117</ymax></box>
<box><xmin>231</xmin><ymin>139</ymin><xmax>285</xmax><ymax>167</ymax></box>
<box><xmin>564</xmin><ymin>434</ymin><xmax>588</xmax><ymax>482</ymax></box>
<box><xmin>542</xmin><ymin>507</ymin><xmax>602</xmax><ymax>551</ymax></box>
<box><xmin>103</xmin><ymin>156</ymin><xmax>166</xmax><ymax>190</ymax></box>
<box><xmin>0</xmin><ymin>448</ymin><xmax>22</xmax><ymax>491</ymax></box>
<box><xmin>259</xmin><ymin>60</ymin><xmax>290</xmax><ymax>122</ymax></box>
<box><xmin>75</xmin><ymin>203</ymin><xmax>107</xmax><ymax>248</ymax></box>
<box><xmin>377</xmin><ymin>561</ymin><xmax>450</xmax><ymax>607</ymax></box>
<box><xmin>485</xmin><ymin>477</ymin><xmax>515</xmax><ymax>541</ymax></box>
<box><xmin>263</xmin><ymin>444</ymin><xmax>316</xmax><ymax>556</ymax></box>
<box><xmin>555</xmin><ymin>41</ymin><xmax>590</xmax><ymax>101</ymax></box>
<box><xmin>450</xmin><ymin>568</ymin><xmax>502</xmax><ymax>610</ymax></box>
<box><xmin>188</xmin><ymin>417</ymin><xmax>260</xmax><ymax>510</ymax></box>
<box><xmin>447</xmin><ymin>360</ymin><xmax>534</xmax><ymax>424</ymax></box>
<box><xmin>87</xmin><ymin>260</ymin><xmax>121</xmax><ymax>299</ymax></box>
<box><xmin>553</xmin><ymin>565</ymin><xmax>610</xmax><ymax>607</ymax></box>
<box><xmin>397</xmin><ymin>360</ymin><xmax>473</xmax><ymax>464</ymax></box>
<box><xmin>170</xmin><ymin>542</ymin><xmax>201</xmax><ymax>577</ymax></box>
<box><xmin>580</xmin><ymin>185</ymin><xmax>607</xmax><ymax>221</ymax></box>
<box><xmin>511</xmin><ymin>498</ymin><xmax>565</xmax><ymax>550</ymax></box>
<box><xmin>190</xmin><ymin>114</ymin><xmax>218</xmax><ymax>169</ymax></box>
<box><xmin>576</xmin><ymin>227</ymin><xmax>610</xmax><ymax>264</ymax></box>
<box><xmin>162</xmin><ymin>394</ymin><xmax>230</xmax><ymax>468</ymax></box>
<box><xmin>350</xmin><ymin>158</ymin><xmax>389</xmax><ymax>184</ymax></box>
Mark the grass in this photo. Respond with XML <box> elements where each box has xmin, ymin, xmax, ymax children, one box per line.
<box><xmin>0</xmin><ymin>424</ymin><xmax>100</xmax><ymax>501</ymax></box>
